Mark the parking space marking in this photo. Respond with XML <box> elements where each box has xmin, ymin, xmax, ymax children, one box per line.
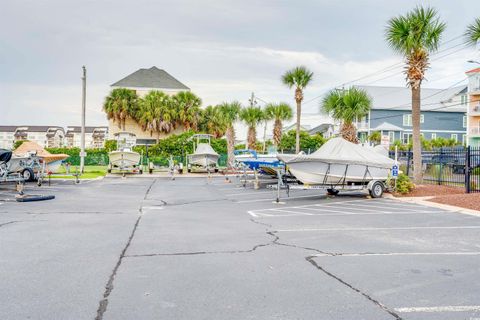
<box><xmin>237</xmin><ymin>194</ymin><xmax>323</xmax><ymax>203</ymax></box>
<box><xmin>225</xmin><ymin>191</ymin><xmax>275</xmax><ymax>196</ymax></box>
<box><xmin>394</xmin><ymin>306</ymin><xmax>480</xmax><ymax>313</ymax></box>
<box><xmin>276</xmin><ymin>226</ymin><xmax>480</xmax><ymax>232</ymax></box>
<box><xmin>312</xmin><ymin>252</ymin><xmax>480</xmax><ymax>257</ymax></box>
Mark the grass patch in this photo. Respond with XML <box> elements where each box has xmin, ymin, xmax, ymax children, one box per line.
<box><xmin>49</xmin><ymin>165</ymin><xmax>107</xmax><ymax>179</ymax></box>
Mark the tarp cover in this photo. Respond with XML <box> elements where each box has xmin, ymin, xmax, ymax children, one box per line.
<box><xmin>13</xmin><ymin>141</ymin><xmax>69</xmax><ymax>163</ymax></box>
<box><xmin>193</xmin><ymin>143</ymin><xmax>219</xmax><ymax>156</ymax></box>
<box><xmin>278</xmin><ymin>137</ymin><xmax>395</xmax><ymax>168</ymax></box>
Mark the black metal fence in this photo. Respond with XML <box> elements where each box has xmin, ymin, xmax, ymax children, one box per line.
<box><xmin>390</xmin><ymin>146</ymin><xmax>480</xmax><ymax>193</ymax></box>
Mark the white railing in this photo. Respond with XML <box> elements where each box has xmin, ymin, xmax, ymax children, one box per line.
<box><xmin>355</xmin><ymin>122</ymin><xmax>369</xmax><ymax>130</ymax></box>
<box><xmin>470</xmin><ymin>127</ymin><xmax>480</xmax><ymax>135</ymax></box>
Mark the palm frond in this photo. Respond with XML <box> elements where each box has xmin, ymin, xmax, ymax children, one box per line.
<box><xmin>465</xmin><ymin>18</ymin><xmax>480</xmax><ymax>46</ymax></box>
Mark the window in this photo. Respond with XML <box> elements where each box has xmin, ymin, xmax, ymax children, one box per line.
<box><xmin>451</xmin><ymin>134</ymin><xmax>458</xmax><ymax>142</ymax></box>
<box><xmin>403</xmin><ymin>133</ymin><xmax>413</xmax><ymax>144</ymax></box>
<box><xmin>461</xmin><ymin>95</ymin><xmax>468</xmax><ymax>106</ymax></box>
<box><xmin>403</xmin><ymin>114</ymin><xmax>423</xmax><ymax>126</ymax></box>
<box><xmin>388</xmin><ymin>131</ymin><xmax>395</xmax><ymax>143</ymax></box>
<box><xmin>431</xmin><ymin>133</ymin><xmax>437</xmax><ymax>140</ymax></box>
<box><xmin>463</xmin><ymin>115</ymin><xmax>467</xmax><ymax>128</ymax></box>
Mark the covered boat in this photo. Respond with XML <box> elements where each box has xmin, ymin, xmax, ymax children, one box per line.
<box><xmin>187</xmin><ymin>134</ymin><xmax>219</xmax><ymax>172</ymax></box>
<box><xmin>277</xmin><ymin>137</ymin><xmax>395</xmax><ymax>185</ymax></box>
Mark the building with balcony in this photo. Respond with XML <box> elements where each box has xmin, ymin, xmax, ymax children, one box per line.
<box><xmin>466</xmin><ymin>68</ymin><xmax>480</xmax><ymax>146</ymax></box>
<box><xmin>65</xmin><ymin>126</ymin><xmax>109</xmax><ymax>148</ymax></box>
<box><xmin>353</xmin><ymin>85</ymin><xmax>468</xmax><ymax>144</ymax></box>
<box><xmin>0</xmin><ymin>126</ymin><xmax>65</xmax><ymax>149</ymax></box>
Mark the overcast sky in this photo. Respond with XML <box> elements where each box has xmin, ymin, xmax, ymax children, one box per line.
<box><xmin>2</xmin><ymin>0</ymin><xmax>480</xmax><ymax>127</ymax></box>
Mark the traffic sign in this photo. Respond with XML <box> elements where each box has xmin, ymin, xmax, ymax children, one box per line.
<box><xmin>392</xmin><ymin>165</ymin><xmax>398</xmax><ymax>178</ymax></box>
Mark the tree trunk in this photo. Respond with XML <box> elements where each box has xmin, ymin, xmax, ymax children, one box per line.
<box><xmin>273</xmin><ymin>119</ymin><xmax>282</xmax><ymax>147</ymax></box>
<box><xmin>226</xmin><ymin>125</ymin><xmax>235</xmax><ymax>169</ymax></box>
<box><xmin>295</xmin><ymin>99</ymin><xmax>301</xmax><ymax>153</ymax></box>
<box><xmin>412</xmin><ymin>86</ymin><xmax>422</xmax><ymax>184</ymax></box>
<box><xmin>247</xmin><ymin>126</ymin><xmax>256</xmax><ymax>150</ymax></box>
<box><xmin>340</xmin><ymin>122</ymin><xmax>359</xmax><ymax>143</ymax></box>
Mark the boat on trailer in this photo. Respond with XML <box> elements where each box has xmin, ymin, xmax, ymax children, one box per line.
<box><xmin>187</xmin><ymin>134</ymin><xmax>219</xmax><ymax>172</ymax></box>
<box><xmin>234</xmin><ymin>149</ymin><xmax>283</xmax><ymax>173</ymax></box>
<box><xmin>108</xmin><ymin>132</ymin><xmax>142</xmax><ymax>174</ymax></box>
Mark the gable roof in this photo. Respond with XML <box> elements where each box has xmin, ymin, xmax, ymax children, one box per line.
<box><xmin>308</xmin><ymin>123</ymin><xmax>333</xmax><ymax>134</ymax></box>
<box><xmin>354</xmin><ymin>85</ymin><xmax>467</xmax><ymax>113</ymax></box>
<box><xmin>111</xmin><ymin>66</ymin><xmax>190</xmax><ymax>90</ymax></box>
<box><xmin>371</xmin><ymin>122</ymin><xmax>404</xmax><ymax>131</ymax></box>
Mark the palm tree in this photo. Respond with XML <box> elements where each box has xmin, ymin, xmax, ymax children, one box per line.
<box><xmin>219</xmin><ymin>101</ymin><xmax>242</xmax><ymax>169</ymax></box>
<box><xmin>264</xmin><ymin>103</ymin><xmax>293</xmax><ymax>147</ymax></box>
<box><xmin>199</xmin><ymin>105</ymin><xmax>227</xmax><ymax>138</ymax></box>
<box><xmin>103</xmin><ymin>88</ymin><xmax>139</xmax><ymax>131</ymax></box>
<box><xmin>282</xmin><ymin>66</ymin><xmax>314</xmax><ymax>153</ymax></box>
<box><xmin>465</xmin><ymin>18</ymin><xmax>480</xmax><ymax>46</ymax></box>
<box><xmin>385</xmin><ymin>6</ymin><xmax>446</xmax><ymax>183</ymax></box>
<box><xmin>239</xmin><ymin>106</ymin><xmax>264</xmax><ymax>149</ymax></box>
<box><xmin>137</xmin><ymin>91</ymin><xmax>176</xmax><ymax>142</ymax></box>
<box><xmin>173</xmin><ymin>91</ymin><xmax>202</xmax><ymax>131</ymax></box>
<box><xmin>321</xmin><ymin>87</ymin><xmax>371</xmax><ymax>143</ymax></box>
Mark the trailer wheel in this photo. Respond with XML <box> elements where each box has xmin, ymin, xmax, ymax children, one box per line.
<box><xmin>214</xmin><ymin>168</ymin><xmax>219</xmax><ymax>173</ymax></box>
<box><xmin>369</xmin><ymin>181</ymin><xmax>384</xmax><ymax>198</ymax></box>
<box><xmin>22</xmin><ymin>168</ymin><xmax>35</xmax><ymax>182</ymax></box>
<box><xmin>327</xmin><ymin>188</ymin><xmax>339</xmax><ymax>196</ymax></box>
<box><xmin>107</xmin><ymin>169</ymin><xmax>112</xmax><ymax>173</ymax></box>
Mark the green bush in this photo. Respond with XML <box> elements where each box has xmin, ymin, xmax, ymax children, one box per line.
<box><xmin>278</xmin><ymin>130</ymin><xmax>325</xmax><ymax>152</ymax></box>
<box><xmin>395</xmin><ymin>173</ymin><xmax>414</xmax><ymax>194</ymax></box>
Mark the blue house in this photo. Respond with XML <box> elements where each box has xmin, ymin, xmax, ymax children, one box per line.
<box><xmin>353</xmin><ymin>85</ymin><xmax>468</xmax><ymax>145</ymax></box>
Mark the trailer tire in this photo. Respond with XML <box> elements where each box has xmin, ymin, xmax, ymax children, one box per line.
<box><xmin>22</xmin><ymin>168</ymin><xmax>35</xmax><ymax>182</ymax></box>
<box><xmin>327</xmin><ymin>188</ymin><xmax>339</xmax><ymax>196</ymax></box>
<box><xmin>369</xmin><ymin>181</ymin><xmax>384</xmax><ymax>198</ymax></box>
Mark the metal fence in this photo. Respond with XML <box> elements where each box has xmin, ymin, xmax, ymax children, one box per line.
<box><xmin>390</xmin><ymin>147</ymin><xmax>480</xmax><ymax>193</ymax></box>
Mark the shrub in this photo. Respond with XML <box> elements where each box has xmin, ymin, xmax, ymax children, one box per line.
<box><xmin>395</xmin><ymin>173</ymin><xmax>414</xmax><ymax>194</ymax></box>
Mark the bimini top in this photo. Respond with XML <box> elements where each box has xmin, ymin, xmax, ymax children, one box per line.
<box><xmin>193</xmin><ymin>143</ymin><xmax>219</xmax><ymax>156</ymax></box>
<box><xmin>277</xmin><ymin>137</ymin><xmax>395</xmax><ymax>169</ymax></box>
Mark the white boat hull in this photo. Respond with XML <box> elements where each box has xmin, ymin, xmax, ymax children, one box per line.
<box><xmin>109</xmin><ymin>150</ymin><xmax>141</xmax><ymax>171</ymax></box>
<box><xmin>188</xmin><ymin>154</ymin><xmax>219</xmax><ymax>168</ymax></box>
<box><xmin>287</xmin><ymin>161</ymin><xmax>390</xmax><ymax>185</ymax></box>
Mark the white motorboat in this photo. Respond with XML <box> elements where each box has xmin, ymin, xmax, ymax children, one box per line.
<box><xmin>108</xmin><ymin>132</ymin><xmax>142</xmax><ymax>173</ymax></box>
<box><xmin>187</xmin><ymin>134</ymin><xmax>219</xmax><ymax>172</ymax></box>
<box><xmin>277</xmin><ymin>137</ymin><xmax>395</xmax><ymax>185</ymax></box>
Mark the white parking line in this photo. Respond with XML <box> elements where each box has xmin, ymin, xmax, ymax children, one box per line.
<box><xmin>225</xmin><ymin>191</ymin><xmax>274</xmax><ymax>196</ymax></box>
<box><xmin>395</xmin><ymin>305</ymin><xmax>480</xmax><ymax>313</ymax></box>
<box><xmin>312</xmin><ymin>252</ymin><xmax>480</xmax><ymax>257</ymax></box>
<box><xmin>237</xmin><ymin>194</ymin><xmax>323</xmax><ymax>203</ymax></box>
<box><xmin>276</xmin><ymin>226</ymin><xmax>480</xmax><ymax>232</ymax></box>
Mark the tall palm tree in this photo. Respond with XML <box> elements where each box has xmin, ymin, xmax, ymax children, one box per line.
<box><xmin>103</xmin><ymin>88</ymin><xmax>139</xmax><ymax>131</ymax></box>
<box><xmin>219</xmin><ymin>101</ymin><xmax>241</xmax><ymax>169</ymax></box>
<box><xmin>173</xmin><ymin>91</ymin><xmax>202</xmax><ymax>131</ymax></box>
<box><xmin>264</xmin><ymin>102</ymin><xmax>293</xmax><ymax>147</ymax></box>
<box><xmin>385</xmin><ymin>6</ymin><xmax>446</xmax><ymax>183</ymax></box>
<box><xmin>282</xmin><ymin>66</ymin><xmax>314</xmax><ymax>153</ymax></box>
<box><xmin>465</xmin><ymin>18</ymin><xmax>480</xmax><ymax>46</ymax></box>
<box><xmin>138</xmin><ymin>91</ymin><xmax>176</xmax><ymax>142</ymax></box>
<box><xmin>239</xmin><ymin>106</ymin><xmax>264</xmax><ymax>149</ymax></box>
<box><xmin>321</xmin><ymin>87</ymin><xmax>371</xmax><ymax>143</ymax></box>
<box><xmin>199</xmin><ymin>105</ymin><xmax>227</xmax><ymax>138</ymax></box>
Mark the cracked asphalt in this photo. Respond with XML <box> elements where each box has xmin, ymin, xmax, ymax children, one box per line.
<box><xmin>1</xmin><ymin>176</ymin><xmax>480</xmax><ymax>319</ymax></box>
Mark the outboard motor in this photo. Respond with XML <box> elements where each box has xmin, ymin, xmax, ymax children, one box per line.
<box><xmin>0</xmin><ymin>149</ymin><xmax>12</xmax><ymax>164</ymax></box>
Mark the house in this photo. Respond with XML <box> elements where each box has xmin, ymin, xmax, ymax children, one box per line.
<box><xmin>108</xmin><ymin>66</ymin><xmax>190</xmax><ymax>145</ymax></box>
<box><xmin>353</xmin><ymin>85</ymin><xmax>468</xmax><ymax>144</ymax></box>
<box><xmin>466</xmin><ymin>68</ymin><xmax>480</xmax><ymax>146</ymax></box>
<box><xmin>65</xmin><ymin>126</ymin><xmax>109</xmax><ymax>148</ymax></box>
<box><xmin>308</xmin><ymin>123</ymin><xmax>335</xmax><ymax>138</ymax></box>
<box><xmin>0</xmin><ymin>126</ymin><xmax>65</xmax><ymax>149</ymax></box>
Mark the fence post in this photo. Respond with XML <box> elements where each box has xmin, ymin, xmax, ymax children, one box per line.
<box><xmin>406</xmin><ymin>149</ymin><xmax>411</xmax><ymax>176</ymax></box>
<box><xmin>466</xmin><ymin>146</ymin><xmax>471</xmax><ymax>193</ymax></box>
<box><xmin>437</xmin><ymin>147</ymin><xmax>443</xmax><ymax>185</ymax></box>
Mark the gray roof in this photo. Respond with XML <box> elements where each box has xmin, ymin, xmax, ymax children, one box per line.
<box><xmin>370</xmin><ymin>122</ymin><xmax>404</xmax><ymax>131</ymax></box>
<box><xmin>0</xmin><ymin>126</ymin><xmax>63</xmax><ymax>132</ymax></box>
<box><xmin>66</xmin><ymin>126</ymin><xmax>108</xmax><ymax>134</ymax></box>
<box><xmin>308</xmin><ymin>123</ymin><xmax>333</xmax><ymax>134</ymax></box>
<box><xmin>111</xmin><ymin>66</ymin><xmax>190</xmax><ymax>90</ymax></box>
<box><xmin>354</xmin><ymin>85</ymin><xmax>467</xmax><ymax>112</ymax></box>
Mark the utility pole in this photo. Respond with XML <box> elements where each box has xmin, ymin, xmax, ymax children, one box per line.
<box><xmin>80</xmin><ymin>66</ymin><xmax>86</xmax><ymax>174</ymax></box>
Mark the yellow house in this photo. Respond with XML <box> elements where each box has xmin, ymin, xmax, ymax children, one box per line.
<box><xmin>467</xmin><ymin>68</ymin><xmax>480</xmax><ymax>146</ymax></box>
<box><xmin>108</xmin><ymin>66</ymin><xmax>190</xmax><ymax>145</ymax></box>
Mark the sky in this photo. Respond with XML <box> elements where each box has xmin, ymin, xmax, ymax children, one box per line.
<box><xmin>1</xmin><ymin>0</ymin><xmax>480</xmax><ymax>129</ymax></box>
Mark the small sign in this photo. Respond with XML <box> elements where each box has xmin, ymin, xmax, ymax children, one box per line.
<box><xmin>80</xmin><ymin>151</ymin><xmax>87</xmax><ymax>157</ymax></box>
<box><xmin>392</xmin><ymin>165</ymin><xmax>399</xmax><ymax>178</ymax></box>
<box><xmin>381</xmin><ymin>135</ymin><xmax>390</xmax><ymax>147</ymax></box>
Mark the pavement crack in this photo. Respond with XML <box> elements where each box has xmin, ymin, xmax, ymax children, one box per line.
<box><xmin>305</xmin><ymin>256</ymin><xmax>403</xmax><ymax>320</ymax></box>
<box><xmin>0</xmin><ymin>221</ymin><xmax>20</xmax><ymax>228</ymax></box>
<box><xmin>94</xmin><ymin>179</ymin><xmax>157</xmax><ymax>320</ymax></box>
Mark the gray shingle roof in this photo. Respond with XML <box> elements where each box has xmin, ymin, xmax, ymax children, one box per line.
<box><xmin>354</xmin><ymin>85</ymin><xmax>467</xmax><ymax>112</ymax></box>
<box><xmin>111</xmin><ymin>66</ymin><xmax>190</xmax><ymax>90</ymax></box>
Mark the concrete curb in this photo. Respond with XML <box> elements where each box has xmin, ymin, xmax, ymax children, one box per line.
<box><xmin>386</xmin><ymin>194</ymin><xmax>480</xmax><ymax>217</ymax></box>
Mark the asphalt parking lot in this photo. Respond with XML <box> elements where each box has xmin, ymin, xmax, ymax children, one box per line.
<box><xmin>1</xmin><ymin>176</ymin><xmax>480</xmax><ymax>320</ymax></box>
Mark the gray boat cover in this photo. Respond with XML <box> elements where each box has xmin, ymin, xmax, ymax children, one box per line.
<box><xmin>277</xmin><ymin>137</ymin><xmax>395</xmax><ymax>168</ymax></box>
<box><xmin>193</xmin><ymin>143</ymin><xmax>219</xmax><ymax>156</ymax></box>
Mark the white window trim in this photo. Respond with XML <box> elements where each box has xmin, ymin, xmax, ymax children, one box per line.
<box><xmin>431</xmin><ymin>133</ymin><xmax>437</xmax><ymax>140</ymax></box>
<box><xmin>451</xmin><ymin>134</ymin><xmax>458</xmax><ymax>142</ymax></box>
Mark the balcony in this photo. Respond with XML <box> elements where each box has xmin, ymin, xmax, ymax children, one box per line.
<box><xmin>355</xmin><ymin>122</ymin><xmax>369</xmax><ymax>131</ymax></box>
<box><xmin>470</xmin><ymin>127</ymin><xmax>480</xmax><ymax>136</ymax></box>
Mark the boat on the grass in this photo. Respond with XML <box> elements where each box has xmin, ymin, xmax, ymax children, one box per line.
<box><xmin>187</xmin><ymin>134</ymin><xmax>219</xmax><ymax>172</ymax></box>
<box><xmin>277</xmin><ymin>137</ymin><xmax>395</xmax><ymax>185</ymax></box>
<box><xmin>108</xmin><ymin>132</ymin><xmax>142</xmax><ymax>173</ymax></box>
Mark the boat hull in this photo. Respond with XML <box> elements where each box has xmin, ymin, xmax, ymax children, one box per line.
<box><xmin>109</xmin><ymin>151</ymin><xmax>141</xmax><ymax>171</ymax></box>
<box><xmin>287</xmin><ymin>161</ymin><xmax>390</xmax><ymax>185</ymax></box>
<box><xmin>188</xmin><ymin>154</ymin><xmax>219</xmax><ymax>168</ymax></box>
